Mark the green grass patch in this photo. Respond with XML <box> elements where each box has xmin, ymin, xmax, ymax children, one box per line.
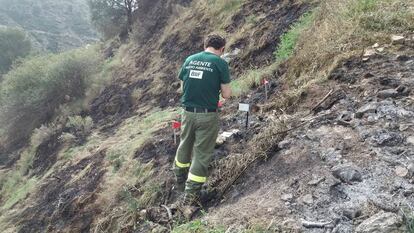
<box><xmin>107</xmin><ymin>150</ymin><xmax>125</xmax><ymax>173</ymax></box>
<box><xmin>231</xmin><ymin>63</ymin><xmax>277</xmax><ymax>97</ymax></box>
<box><xmin>402</xmin><ymin>207</ymin><xmax>414</xmax><ymax>233</ymax></box>
<box><xmin>1</xmin><ymin>177</ymin><xmax>37</xmax><ymax>210</ymax></box>
<box><xmin>274</xmin><ymin>11</ymin><xmax>316</xmax><ymax>61</ymax></box>
<box><xmin>407</xmin><ymin>218</ymin><xmax>414</xmax><ymax>233</ymax></box>
<box><xmin>97</xmin><ymin>108</ymin><xmax>178</xmax><ymax>215</ymax></box>
<box><xmin>111</xmin><ymin>108</ymin><xmax>178</xmax><ymax>158</ymax></box>
<box><xmin>173</xmin><ymin>220</ymin><xmax>226</xmax><ymax>233</ymax></box>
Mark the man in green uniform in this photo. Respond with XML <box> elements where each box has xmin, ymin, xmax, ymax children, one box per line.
<box><xmin>174</xmin><ymin>34</ymin><xmax>232</xmax><ymax>206</ymax></box>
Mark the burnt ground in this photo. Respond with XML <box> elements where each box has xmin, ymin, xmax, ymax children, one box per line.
<box><xmin>205</xmin><ymin>43</ymin><xmax>414</xmax><ymax>232</ymax></box>
<box><xmin>30</xmin><ymin>131</ymin><xmax>62</xmax><ymax>177</ymax></box>
<box><xmin>18</xmin><ymin>151</ymin><xmax>106</xmax><ymax>233</ymax></box>
<box><xmin>12</xmin><ymin>41</ymin><xmax>412</xmax><ymax>233</ymax></box>
<box><xmin>5</xmin><ymin>0</ymin><xmax>311</xmax><ymax>231</ymax></box>
<box><xmin>90</xmin><ymin>84</ymin><xmax>133</xmax><ymax>128</ymax></box>
<box><xmin>226</xmin><ymin>0</ymin><xmax>311</xmax><ymax>76</ymax></box>
<box><xmin>6</xmin><ymin>1</ymin><xmax>411</xmax><ymax>233</ymax></box>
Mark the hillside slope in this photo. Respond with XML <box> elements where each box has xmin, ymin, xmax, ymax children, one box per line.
<box><xmin>0</xmin><ymin>0</ymin><xmax>97</xmax><ymax>52</ymax></box>
<box><xmin>0</xmin><ymin>0</ymin><xmax>413</xmax><ymax>232</ymax></box>
<box><xmin>206</xmin><ymin>39</ymin><xmax>414</xmax><ymax>233</ymax></box>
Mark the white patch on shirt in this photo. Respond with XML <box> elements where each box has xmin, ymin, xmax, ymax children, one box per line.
<box><xmin>189</xmin><ymin>70</ymin><xmax>203</xmax><ymax>79</ymax></box>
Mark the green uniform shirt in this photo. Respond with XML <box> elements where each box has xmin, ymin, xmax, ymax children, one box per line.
<box><xmin>179</xmin><ymin>51</ymin><xmax>231</xmax><ymax>110</ymax></box>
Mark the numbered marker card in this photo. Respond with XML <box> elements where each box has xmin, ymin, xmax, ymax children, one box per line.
<box><xmin>239</xmin><ymin>103</ymin><xmax>250</xmax><ymax>128</ymax></box>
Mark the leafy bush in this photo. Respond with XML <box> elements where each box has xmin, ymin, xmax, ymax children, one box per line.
<box><xmin>0</xmin><ymin>46</ymin><xmax>102</xmax><ymax>150</ymax></box>
<box><xmin>0</xmin><ymin>28</ymin><xmax>31</xmax><ymax>75</ymax></box>
<box><xmin>66</xmin><ymin>115</ymin><xmax>94</xmax><ymax>142</ymax></box>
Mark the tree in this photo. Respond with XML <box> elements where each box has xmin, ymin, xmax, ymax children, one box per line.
<box><xmin>88</xmin><ymin>0</ymin><xmax>139</xmax><ymax>39</ymax></box>
<box><xmin>0</xmin><ymin>28</ymin><xmax>31</xmax><ymax>75</ymax></box>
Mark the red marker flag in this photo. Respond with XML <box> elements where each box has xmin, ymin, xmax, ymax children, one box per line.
<box><xmin>172</xmin><ymin>121</ymin><xmax>181</xmax><ymax>129</ymax></box>
<box><xmin>262</xmin><ymin>79</ymin><xmax>269</xmax><ymax>85</ymax></box>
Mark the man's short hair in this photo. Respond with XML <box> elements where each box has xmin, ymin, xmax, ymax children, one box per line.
<box><xmin>204</xmin><ymin>34</ymin><xmax>226</xmax><ymax>50</ymax></box>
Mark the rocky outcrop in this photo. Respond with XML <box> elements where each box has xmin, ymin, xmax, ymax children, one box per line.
<box><xmin>355</xmin><ymin>211</ymin><xmax>403</xmax><ymax>233</ymax></box>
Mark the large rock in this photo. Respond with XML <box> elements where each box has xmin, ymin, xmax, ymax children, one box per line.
<box><xmin>391</xmin><ymin>35</ymin><xmax>405</xmax><ymax>44</ymax></box>
<box><xmin>216</xmin><ymin>129</ymin><xmax>240</xmax><ymax>146</ymax></box>
<box><xmin>355</xmin><ymin>211</ymin><xmax>403</xmax><ymax>233</ymax></box>
<box><xmin>343</xmin><ymin>207</ymin><xmax>362</xmax><ymax>220</ymax></box>
<box><xmin>407</xmin><ymin>136</ymin><xmax>414</xmax><ymax>145</ymax></box>
<box><xmin>377</xmin><ymin>89</ymin><xmax>399</xmax><ymax>99</ymax></box>
<box><xmin>332</xmin><ymin>164</ymin><xmax>363</xmax><ymax>183</ymax></box>
<box><xmin>395</xmin><ymin>166</ymin><xmax>409</xmax><ymax>177</ymax></box>
<box><xmin>355</xmin><ymin>103</ymin><xmax>378</xmax><ymax>118</ymax></box>
<box><xmin>301</xmin><ymin>194</ymin><xmax>314</xmax><ymax>205</ymax></box>
<box><xmin>281</xmin><ymin>193</ymin><xmax>294</xmax><ymax>202</ymax></box>
<box><xmin>408</xmin><ymin>163</ymin><xmax>414</xmax><ymax>176</ymax></box>
<box><xmin>370</xmin><ymin>130</ymin><xmax>403</xmax><ymax>146</ymax></box>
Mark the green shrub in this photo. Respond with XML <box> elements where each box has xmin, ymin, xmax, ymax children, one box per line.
<box><xmin>0</xmin><ymin>27</ymin><xmax>31</xmax><ymax>75</ymax></box>
<box><xmin>66</xmin><ymin>115</ymin><xmax>94</xmax><ymax>142</ymax></box>
<box><xmin>107</xmin><ymin>150</ymin><xmax>125</xmax><ymax>173</ymax></box>
<box><xmin>274</xmin><ymin>11</ymin><xmax>316</xmax><ymax>61</ymax></box>
<box><xmin>119</xmin><ymin>186</ymin><xmax>140</xmax><ymax>212</ymax></box>
<box><xmin>30</xmin><ymin>124</ymin><xmax>57</xmax><ymax>148</ymax></box>
<box><xmin>0</xmin><ymin>46</ymin><xmax>102</xmax><ymax>150</ymax></box>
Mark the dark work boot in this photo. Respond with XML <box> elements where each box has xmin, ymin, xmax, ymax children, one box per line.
<box><xmin>174</xmin><ymin>167</ymin><xmax>189</xmax><ymax>193</ymax></box>
<box><xmin>174</xmin><ymin>181</ymin><xmax>185</xmax><ymax>192</ymax></box>
<box><xmin>179</xmin><ymin>192</ymin><xmax>200</xmax><ymax>220</ymax></box>
<box><xmin>199</xmin><ymin>188</ymin><xmax>217</xmax><ymax>205</ymax></box>
<box><xmin>175</xmin><ymin>181</ymin><xmax>203</xmax><ymax>220</ymax></box>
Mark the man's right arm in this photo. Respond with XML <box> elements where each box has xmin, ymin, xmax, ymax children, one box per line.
<box><xmin>221</xmin><ymin>84</ymin><xmax>232</xmax><ymax>99</ymax></box>
<box><xmin>218</xmin><ymin>59</ymin><xmax>232</xmax><ymax>99</ymax></box>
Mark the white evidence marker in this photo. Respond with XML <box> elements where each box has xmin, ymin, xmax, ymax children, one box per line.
<box><xmin>239</xmin><ymin>103</ymin><xmax>250</xmax><ymax>128</ymax></box>
<box><xmin>238</xmin><ymin>103</ymin><xmax>250</xmax><ymax>112</ymax></box>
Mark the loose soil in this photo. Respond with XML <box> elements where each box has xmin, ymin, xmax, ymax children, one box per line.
<box><xmin>205</xmin><ymin>43</ymin><xmax>414</xmax><ymax>232</ymax></box>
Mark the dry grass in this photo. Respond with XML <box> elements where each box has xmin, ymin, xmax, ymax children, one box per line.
<box><xmin>206</xmin><ymin>0</ymin><xmax>414</xmax><ymax>206</ymax></box>
<box><xmin>208</xmin><ymin>119</ymin><xmax>288</xmax><ymax>194</ymax></box>
<box><xmin>231</xmin><ymin>63</ymin><xmax>278</xmax><ymax>97</ymax></box>
<box><xmin>257</xmin><ymin>0</ymin><xmax>414</xmax><ymax>113</ymax></box>
<box><xmin>0</xmin><ymin>123</ymin><xmax>61</xmax><ymax>211</ymax></box>
<box><xmin>283</xmin><ymin>0</ymin><xmax>414</xmax><ymax>90</ymax></box>
<box><xmin>202</xmin><ymin>0</ymin><xmax>245</xmax><ymax>29</ymax></box>
<box><xmin>92</xmin><ymin>108</ymin><xmax>177</xmax><ymax>232</ymax></box>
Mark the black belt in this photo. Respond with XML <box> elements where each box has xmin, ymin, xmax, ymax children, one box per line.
<box><xmin>185</xmin><ymin>107</ymin><xmax>218</xmax><ymax>113</ymax></box>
